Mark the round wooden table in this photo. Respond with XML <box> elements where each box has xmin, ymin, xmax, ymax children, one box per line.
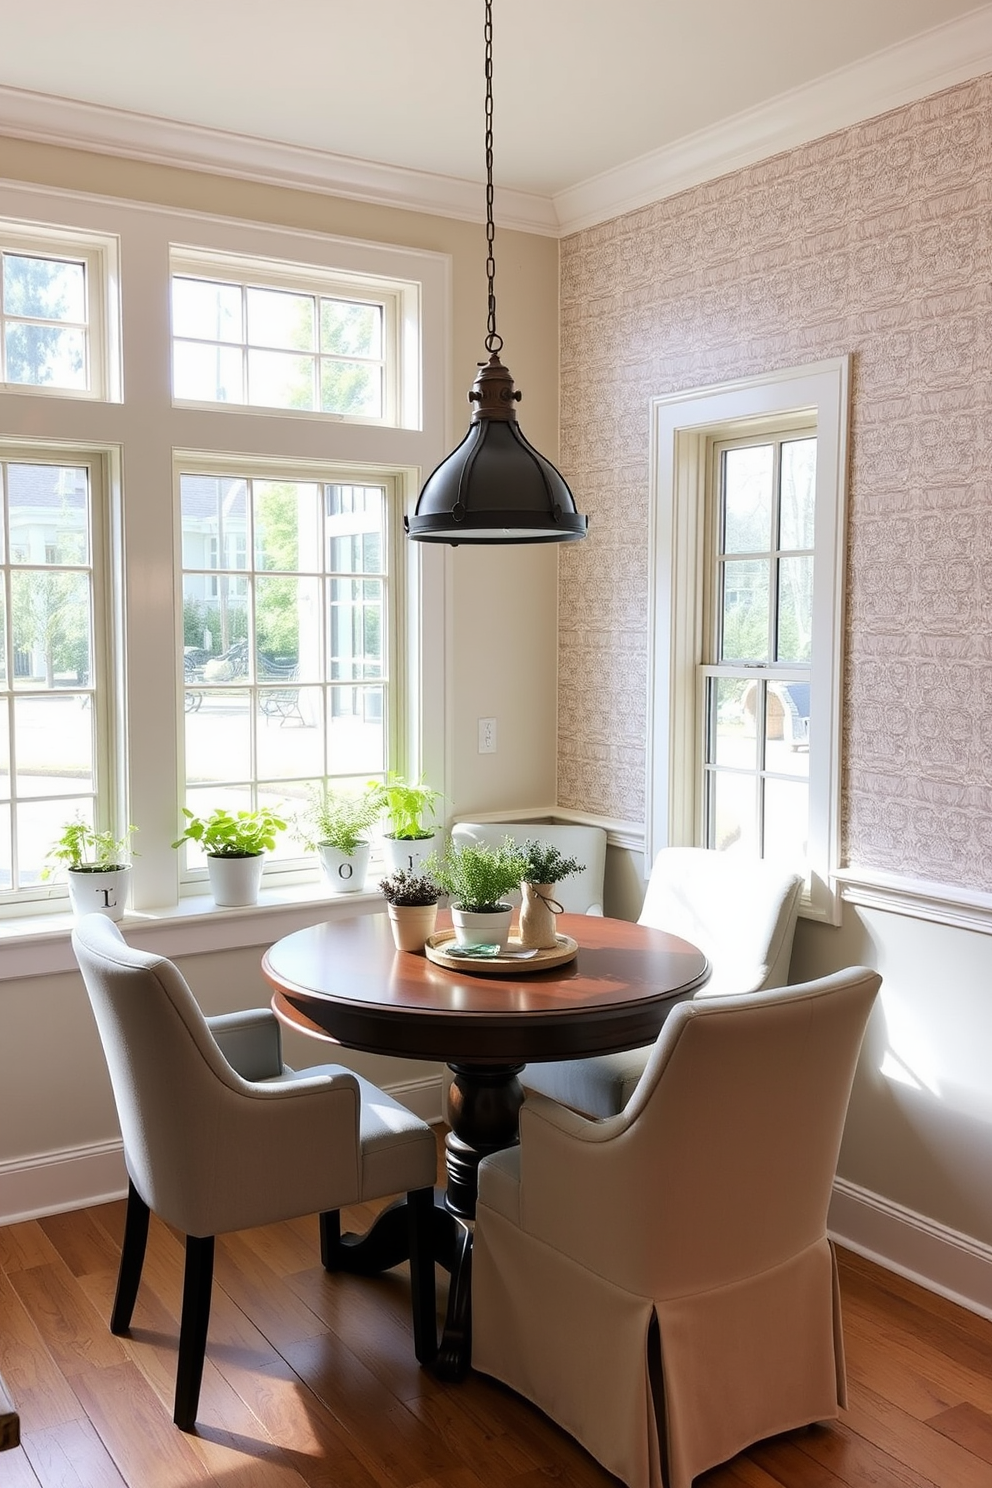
<box><xmin>263</xmin><ymin>910</ymin><xmax>709</xmax><ymax>1377</ymax></box>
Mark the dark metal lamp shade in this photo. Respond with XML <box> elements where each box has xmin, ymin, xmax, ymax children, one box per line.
<box><xmin>406</xmin><ymin>353</ymin><xmax>588</xmax><ymax>546</ymax></box>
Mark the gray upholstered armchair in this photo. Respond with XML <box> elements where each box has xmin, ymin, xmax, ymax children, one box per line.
<box><xmin>71</xmin><ymin>913</ymin><xmax>438</xmax><ymax>1430</ymax></box>
<box><xmin>473</xmin><ymin>967</ymin><xmax>881</xmax><ymax>1488</ymax></box>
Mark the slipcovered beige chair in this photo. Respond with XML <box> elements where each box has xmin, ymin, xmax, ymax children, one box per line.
<box><xmin>473</xmin><ymin>966</ymin><xmax>881</xmax><ymax>1488</ymax></box>
<box><xmin>451</xmin><ymin>821</ymin><xmax>607</xmax><ymax>914</ymax></box>
<box><xmin>72</xmin><ymin>914</ymin><xmax>438</xmax><ymax>1430</ymax></box>
<box><xmin>522</xmin><ymin>846</ymin><xmax>804</xmax><ymax>1116</ymax></box>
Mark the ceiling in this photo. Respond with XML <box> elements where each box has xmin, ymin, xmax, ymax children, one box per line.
<box><xmin>2</xmin><ymin>1</ymin><xmax>991</xmax><ymax>230</ymax></box>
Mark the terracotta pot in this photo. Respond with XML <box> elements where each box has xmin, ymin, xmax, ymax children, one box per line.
<box><xmin>387</xmin><ymin>901</ymin><xmax>438</xmax><ymax>951</ymax></box>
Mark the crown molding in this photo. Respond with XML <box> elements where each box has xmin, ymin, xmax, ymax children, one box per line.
<box><xmin>0</xmin><ymin>83</ymin><xmax>559</xmax><ymax>237</ymax></box>
<box><xmin>554</xmin><ymin>4</ymin><xmax>992</xmax><ymax>234</ymax></box>
<box><xmin>1</xmin><ymin>4</ymin><xmax>991</xmax><ymax>240</ymax></box>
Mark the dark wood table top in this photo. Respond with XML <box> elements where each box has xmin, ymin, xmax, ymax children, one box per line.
<box><xmin>263</xmin><ymin>911</ymin><xmax>709</xmax><ymax>1065</ymax></box>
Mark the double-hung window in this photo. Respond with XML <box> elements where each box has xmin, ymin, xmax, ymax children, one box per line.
<box><xmin>178</xmin><ymin>463</ymin><xmax>400</xmax><ymax>878</ymax></box>
<box><xmin>649</xmin><ymin>360</ymin><xmax>849</xmax><ymax>922</ymax></box>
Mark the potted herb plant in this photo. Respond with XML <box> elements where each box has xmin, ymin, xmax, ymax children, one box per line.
<box><xmin>379</xmin><ymin>868</ymin><xmax>441</xmax><ymax>951</ymax></box>
<box><xmin>173</xmin><ymin>805</ymin><xmax>287</xmax><ymax>907</ymax></box>
<box><xmin>425</xmin><ymin>835</ymin><xmax>527</xmax><ymax>951</ymax></box>
<box><xmin>296</xmin><ymin>782</ymin><xmax>381</xmax><ymax>893</ymax></box>
<box><xmin>44</xmin><ymin>817</ymin><xmax>137</xmax><ymax>921</ymax></box>
<box><xmin>371</xmin><ymin>773</ymin><xmax>442</xmax><ymax>874</ymax></box>
<box><xmin>519</xmin><ymin>839</ymin><xmax>586</xmax><ymax>949</ymax></box>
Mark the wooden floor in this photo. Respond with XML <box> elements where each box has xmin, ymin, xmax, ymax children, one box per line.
<box><xmin>3</xmin><ymin>1152</ymin><xmax>992</xmax><ymax>1487</ymax></box>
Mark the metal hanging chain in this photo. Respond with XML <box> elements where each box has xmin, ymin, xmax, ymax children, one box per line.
<box><xmin>483</xmin><ymin>0</ymin><xmax>503</xmax><ymax>355</ymax></box>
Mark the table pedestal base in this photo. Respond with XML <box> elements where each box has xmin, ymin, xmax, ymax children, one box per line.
<box><xmin>323</xmin><ymin>1061</ymin><xmax>525</xmax><ymax>1379</ymax></box>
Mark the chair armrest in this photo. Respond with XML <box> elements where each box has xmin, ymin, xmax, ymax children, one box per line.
<box><xmin>207</xmin><ymin>1008</ymin><xmax>284</xmax><ymax>1080</ymax></box>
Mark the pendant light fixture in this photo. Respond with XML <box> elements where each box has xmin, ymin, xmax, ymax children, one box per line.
<box><xmin>405</xmin><ymin>0</ymin><xmax>588</xmax><ymax>546</ymax></box>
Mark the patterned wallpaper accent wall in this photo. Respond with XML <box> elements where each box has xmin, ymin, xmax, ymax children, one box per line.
<box><xmin>557</xmin><ymin>74</ymin><xmax>992</xmax><ymax>888</ymax></box>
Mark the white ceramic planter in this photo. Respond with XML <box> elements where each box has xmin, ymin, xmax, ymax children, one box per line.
<box><xmin>386</xmin><ymin>901</ymin><xmax>439</xmax><ymax>951</ymax></box>
<box><xmin>67</xmin><ymin>866</ymin><xmax>131</xmax><ymax>922</ymax></box>
<box><xmin>206</xmin><ymin>853</ymin><xmax>265</xmax><ymax>907</ymax></box>
<box><xmin>319</xmin><ymin>841</ymin><xmax>371</xmax><ymax>893</ymax></box>
<box><xmin>451</xmin><ymin>903</ymin><xmax>514</xmax><ymax>951</ymax></box>
<box><xmin>382</xmin><ymin>832</ymin><xmax>438</xmax><ymax>875</ymax></box>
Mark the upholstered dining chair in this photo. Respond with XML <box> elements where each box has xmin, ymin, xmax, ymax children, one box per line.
<box><xmin>450</xmin><ymin>821</ymin><xmax>607</xmax><ymax>914</ymax></box>
<box><xmin>71</xmin><ymin>913</ymin><xmax>438</xmax><ymax>1431</ymax></box>
<box><xmin>522</xmin><ymin>846</ymin><xmax>804</xmax><ymax>1116</ymax></box>
<box><xmin>473</xmin><ymin>966</ymin><xmax>882</xmax><ymax>1488</ymax></box>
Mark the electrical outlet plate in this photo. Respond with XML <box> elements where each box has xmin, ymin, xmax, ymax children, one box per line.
<box><xmin>478</xmin><ymin>717</ymin><xmax>497</xmax><ymax>753</ymax></box>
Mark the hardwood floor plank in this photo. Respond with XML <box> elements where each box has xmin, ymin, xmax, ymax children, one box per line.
<box><xmin>69</xmin><ymin>1360</ymin><xmax>214</xmax><ymax>1486</ymax></box>
<box><xmin>20</xmin><ymin>1417</ymin><xmax>127</xmax><ymax>1488</ymax></box>
<box><xmin>214</xmin><ymin>1231</ymin><xmax>330</xmax><ymax>1353</ymax></box>
<box><xmin>8</xmin><ymin>1262</ymin><xmax>129</xmax><ymax>1378</ymax></box>
<box><xmin>926</xmin><ymin>1401</ymin><xmax>992</xmax><ymax>1466</ymax></box>
<box><xmin>0</xmin><ymin>1272</ymin><xmax>88</xmax><ymax>1431</ymax></box>
<box><xmin>842</xmin><ymin>1378</ymin><xmax>992</xmax><ymax>1488</ymax></box>
<box><xmin>38</xmin><ymin>1207</ymin><xmax>124</xmax><ymax>1281</ymax></box>
<box><xmin>0</xmin><ymin>1222</ymin><xmax>60</xmax><ymax>1274</ymax></box>
<box><xmin>0</xmin><ymin>1444</ymin><xmax>43</xmax><ymax>1487</ymax></box>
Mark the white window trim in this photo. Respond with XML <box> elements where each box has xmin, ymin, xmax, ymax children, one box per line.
<box><xmin>647</xmin><ymin>358</ymin><xmax>850</xmax><ymax>924</ymax></box>
<box><xmin>0</xmin><ymin>218</ymin><xmax>121</xmax><ymax>402</ymax></box>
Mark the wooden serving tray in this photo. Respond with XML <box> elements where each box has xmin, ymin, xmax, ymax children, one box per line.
<box><xmin>425</xmin><ymin>929</ymin><xmax>579</xmax><ymax>976</ymax></box>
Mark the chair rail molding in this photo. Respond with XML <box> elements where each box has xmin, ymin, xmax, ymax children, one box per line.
<box><xmin>835</xmin><ymin>866</ymin><xmax>992</xmax><ymax>937</ymax></box>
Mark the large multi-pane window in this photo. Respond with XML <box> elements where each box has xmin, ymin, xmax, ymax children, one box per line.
<box><xmin>178</xmin><ymin>468</ymin><xmax>397</xmax><ymax>876</ymax></box>
<box><xmin>0</xmin><ymin>455</ymin><xmax>106</xmax><ymax>892</ymax></box>
<box><xmin>702</xmin><ymin>432</ymin><xmax>815</xmax><ymax>868</ymax></box>
<box><xmin>170</xmin><ymin>250</ymin><xmax>408</xmax><ymax>423</ymax></box>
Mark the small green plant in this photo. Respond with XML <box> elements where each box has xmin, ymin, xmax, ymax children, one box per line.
<box><xmin>425</xmin><ymin>836</ymin><xmax>527</xmax><ymax>913</ymax></box>
<box><xmin>379</xmin><ymin>869</ymin><xmax>440</xmax><ymax>906</ymax></box>
<box><xmin>44</xmin><ymin>817</ymin><xmax>137</xmax><ymax>876</ymax></box>
<box><xmin>173</xmin><ymin>806</ymin><xmax>286</xmax><ymax>858</ymax></box>
<box><xmin>521</xmin><ymin>839</ymin><xmax>585</xmax><ymax>885</ymax></box>
<box><xmin>370</xmin><ymin>773</ymin><xmax>441</xmax><ymax>841</ymax></box>
<box><xmin>296</xmin><ymin>782</ymin><xmax>381</xmax><ymax>855</ymax></box>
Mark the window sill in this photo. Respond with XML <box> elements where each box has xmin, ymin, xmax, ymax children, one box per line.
<box><xmin>0</xmin><ymin>883</ymin><xmax>385</xmax><ymax>982</ymax></box>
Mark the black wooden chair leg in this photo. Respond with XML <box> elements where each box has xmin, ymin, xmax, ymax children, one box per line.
<box><xmin>173</xmin><ymin>1235</ymin><xmax>214</xmax><ymax>1431</ymax></box>
<box><xmin>407</xmin><ymin>1186</ymin><xmax>438</xmax><ymax>1364</ymax></box>
<box><xmin>110</xmin><ymin>1180</ymin><xmax>150</xmax><ymax>1335</ymax></box>
<box><xmin>318</xmin><ymin>1209</ymin><xmax>342</xmax><ymax>1269</ymax></box>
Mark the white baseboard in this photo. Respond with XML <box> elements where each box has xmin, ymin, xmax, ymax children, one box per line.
<box><xmin>829</xmin><ymin>1176</ymin><xmax>992</xmax><ymax>1323</ymax></box>
<box><xmin>0</xmin><ymin>1074</ymin><xmax>446</xmax><ymax>1227</ymax></box>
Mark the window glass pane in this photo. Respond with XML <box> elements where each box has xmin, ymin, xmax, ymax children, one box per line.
<box><xmin>777</xmin><ymin>555</ymin><xmax>813</xmax><ymax>663</ymax></box>
<box><xmin>320</xmin><ymin>360</ymin><xmax>381</xmax><ymax>417</ymax></box>
<box><xmin>320</xmin><ymin>299</ymin><xmax>382</xmax><ymax>358</ymax></box>
<box><xmin>708</xmin><ymin>770</ymin><xmax>758</xmax><ymax>854</ymax></box>
<box><xmin>722</xmin><ymin>444</ymin><xmax>772</xmax><ymax>553</ymax></box>
<box><xmin>256</xmin><ymin>575</ymin><xmax>319</xmax><ymax>667</ymax></box>
<box><xmin>10</xmin><ymin>570</ymin><xmax>90</xmax><ymax>691</ymax></box>
<box><xmin>185</xmin><ymin>687</ymin><xmax>252</xmax><ymax>783</ymax></box>
<box><xmin>720</xmin><ymin>559</ymin><xmax>769</xmax><ymax>662</ymax></box>
<box><xmin>247</xmin><ymin>286</ymin><xmax>315</xmax><ymax>351</ymax></box>
<box><xmin>763</xmin><ymin>777</ymin><xmax>809</xmax><ymax>869</ymax></box>
<box><xmin>327</xmin><ymin>684</ymin><xmax>384</xmax><ymax>773</ymax></box>
<box><xmin>326</xmin><ymin>485</ymin><xmax>384</xmax><ymax>572</ymax></box>
<box><xmin>5</xmin><ymin>324</ymin><xmax>86</xmax><ymax>388</ymax></box>
<box><xmin>181</xmin><ymin>576</ymin><xmax>249</xmax><ymax>665</ymax></box>
<box><xmin>780</xmin><ymin>437</ymin><xmax>816</xmax><ymax>549</ymax></box>
<box><xmin>171</xmin><ymin>277</ymin><xmax>243</xmax><ymax>343</ymax></box>
<box><xmin>18</xmin><ymin>799</ymin><xmax>90</xmax><ymax>886</ymax></box>
<box><xmin>8</xmin><ymin>463</ymin><xmax>89</xmax><ymax>565</ymax></box>
<box><xmin>181</xmin><ymin>475</ymin><xmax>248</xmax><ymax>570</ymax></box>
<box><xmin>708</xmin><ymin>676</ymin><xmax>757</xmax><ymax>770</ymax></box>
<box><xmin>328</xmin><ymin>577</ymin><xmax>383</xmax><ymax>680</ymax></box>
<box><xmin>766</xmin><ymin>684</ymin><xmax>811</xmax><ymax>773</ymax></box>
<box><xmin>0</xmin><ymin>803</ymin><xmax>9</xmax><ymax>887</ymax></box>
<box><xmin>3</xmin><ymin>254</ymin><xmax>85</xmax><ymax>322</ymax></box>
<box><xmin>256</xmin><ymin>687</ymin><xmax>323</xmax><ymax>778</ymax></box>
<box><xmin>173</xmin><ymin>340</ymin><xmax>244</xmax><ymax>402</ymax></box>
<box><xmin>247</xmin><ymin>348</ymin><xmax>315</xmax><ymax>410</ymax></box>
<box><xmin>14</xmin><ymin>693</ymin><xmax>94</xmax><ymax>795</ymax></box>
<box><xmin>0</xmin><ymin>698</ymin><xmax>8</xmax><ymax>796</ymax></box>
<box><xmin>254</xmin><ymin>481</ymin><xmax>320</xmax><ymax>573</ymax></box>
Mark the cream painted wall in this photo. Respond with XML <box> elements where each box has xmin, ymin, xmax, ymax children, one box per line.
<box><xmin>0</xmin><ymin>137</ymin><xmax>561</xmax><ymax>1219</ymax></box>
